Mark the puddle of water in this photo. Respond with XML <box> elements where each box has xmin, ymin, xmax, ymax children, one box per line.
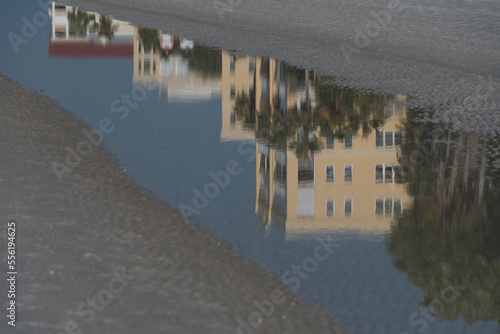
<box><xmin>2</xmin><ymin>2</ymin><xmax>500</xmax><ymax>333</ymax></box>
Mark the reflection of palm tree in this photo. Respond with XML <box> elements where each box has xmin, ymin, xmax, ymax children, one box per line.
<box><xmin>67</xmin><ymin>8</ymin><xmax>89</xmax><ymax>37</ymax></box>
<box><xmin>137</xmin><ymin>28</ymin><xmax>161</xmax><ymax>52</ymax></box>
<box><xmin>136</xmin><ymin>27</ymin><xmax>223</xmax><ymax>77</ymax></box>
<box><xmin>96</xmin><ymin>16</ymin><xmax>115</xmax><ymax>40</ymax></box>
<box><xmin>232</xmin><ymin>64</ymin><xmax>394</xmax><ymax>158</ymax></box>
<box><xmin>314</xmin><ymin>74</ymin><xmax>388</xmax><ymax>142</ymax></box>
<box><xmin>187</xmin><ymin>44</ymin><xmax>223</xmax><ymax>78</ymax></box>
<box><xmin>234</xmin><ymin>92</ymin><xmax>256</xmax><ymax>128</ymax></box>
<box><xmin>289</xmin><ymin>112</ymin><xmax>322</xmax><ymax>158</ymax></box>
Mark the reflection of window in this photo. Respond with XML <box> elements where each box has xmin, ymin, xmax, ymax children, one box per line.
<box><xmin>344</xmin><ymin>198</ymin><xmax>352</xmax><ymax>217</ymax></box>
<box><xmin>326</xmin><ymin>198</ymin><xmax>334</xmax><ymax>217</ymax></box>
<box><xmin>375</xmin><ymin>163</ymin><xmax>397</xmax><ymax>183</ymax></box>
<box><xmin>326</xmin><ymin>165</ymin><xmax>334</xmax><ymax>182</ymax></box>
<box><xmin>144</xmin><ymin>59</ymin><xmax>151</xmax><ymax>73</ymax></box>
<box><xmin>275</xmin><ymin>163</ymin><xmax>287</xmax><ymax>181</ymax></box>
<box><xmin>230</xmin><ymin>85</ymin><xmax>235</xmax><ymax>99</ymax></box>
<box><xmin>230</xmin><ymin>111</ymin><xmax>235</xmax><ymax>124</ymax></box>
<box><xmin>259</xmin><ymin>154</ymin><xmax>269</xmax><ymax>173</ymax></box>
<box><xmin>375</xmin><ymin>197</ymin><xmax>402</xmax><ymax>216</ymax></box>
<box><xmin>344</xmin><ymin>165</ymin><xmax>353</xmax><ymax>182</ymax></box>
<box><xmin>230</xmin><ymin>57</ymin><xmax>235</xmax><ymax>73</ymax></box>
<box><xmin>326</xmin><ymin>135</ymin><xmax>334</xmax><ymax>149</ymax></box>
<box><xmin>376</xmin><ymin>130</ymin><xmax>402</xmax><ymax>147</ymax></box>
<box><xmin>298</xmin><ymin>170</ymin><xmax>314</xmax><ymax>183</ymax></box>
<box><xmin>385</xmin><ymin>131</ymin><xmax>394</xmax><ymax>146</ymax></box>
<box><xmin>249</xmin><ymin>58</ymin><xmax>255</xmax><ymax>72</ymax></box>
<box><xmin>376</xmin><ymin>131</ymin><xmax>383</xmax><ymax>147</ymax></box>
<box><xmin>138</xmin><ymin>60</ymin><xmax>142</xmax><ymax>73</ymax></box>
<box><xmin>298</xmin><ymin>157</ymin><xmax>314</xmax><ymax>184</ymax></box>
<box><xmin>344</xmin><ymin>133</ymin><xmax>353</xmax><ymax>148</ymax></box>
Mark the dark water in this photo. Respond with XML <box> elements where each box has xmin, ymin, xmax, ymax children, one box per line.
<box><xmin>1</xmin><ymin>1</ymin><xmax>500</xmax><ymax>333</ymax></box>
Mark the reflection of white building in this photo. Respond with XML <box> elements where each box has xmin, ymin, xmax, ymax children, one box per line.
<box><xmin>48</xmin><ymin>3</ymin><xmax>134</xmax><ymax>57</ymax></box>
<box><xmin>133</xmin><ymin>28</ymin><xmax>221</xmax><ymax>103</ymax></box>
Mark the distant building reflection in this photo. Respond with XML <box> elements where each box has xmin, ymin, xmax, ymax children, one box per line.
<box><xmin>48</xmin><ymin>3</ymin><xmax>134</xmax><ymax>57</ymax></box>
<box><xmin>132</xmin><ymin>28</ymin><xmax>221</xmax><ymax>103</ymax></box>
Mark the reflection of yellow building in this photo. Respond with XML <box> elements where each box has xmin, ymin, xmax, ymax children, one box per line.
<box><xmin>220</xmin><ymin>53</ymin><xmax>410</xmax><ymax>236</ymax></box>
<box><xmin>131</xmin><ymin>27</ymin><xmax>411</xmax><ymax>236</ymax></box>
<box><xmin>220</xmin><ymin>52</ymin><xmax>256</xmax><ymax>141</ymax></box>
<box><xmin>132</xmin><ymin>28</ymin><xmax>220</xmax><ymax>102</ymax></box>
<box><xmin>256</xmin><ymin>99</ymin><xmax>410</xmax><ymax>238</ymax></box>
<box><xmin>221</xmin><ymin>53</ymin><xmax>316</xmax><ymax>141</ymax></box>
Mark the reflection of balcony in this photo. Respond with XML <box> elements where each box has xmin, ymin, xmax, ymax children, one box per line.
<box><xmin>298</xmin><ymin>157</ymin><xmax>314</xmax><ymax>186</ymax></box>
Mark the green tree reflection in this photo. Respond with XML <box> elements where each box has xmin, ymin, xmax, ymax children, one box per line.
<box><xmin>137</xmin><ymin>28</ymin><xmax>161</xmax><ymax>53</ymax></box>
<box><xmin>96</xmin><ymin>16</ymin><xmax>115</xmax><ymax>40</ymax></box>
<box><xmin>67</xmin><ymin>8</ymin><xmax>90</xmax><ymax>37</ymax></box>
<box><xmin>387</xmin><ymin>111</ymin><xmax>500</xmax><ymax>326</ymax></box>
<box><xmin>233</xmin><ymin>63</ymin><xmax>394</xmax><ymax>158</ymax></box>
<box><xmin>137</xmin><ymin>28</ymin><xmax>222</xmax><ymax>77</ymax></box>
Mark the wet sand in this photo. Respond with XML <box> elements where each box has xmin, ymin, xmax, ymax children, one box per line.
<box><xmin>57</xmin><ymin>0</ymin><xmax>500</xmax><ymax>134</ymax></box>
<box><xmin>0</xmin><ymin>72</ymin><xmax>348</xmax><ymax>333</ymax></box>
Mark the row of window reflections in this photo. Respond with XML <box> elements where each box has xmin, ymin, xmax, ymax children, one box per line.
<box><xmin>325</xmin><ymin>130</ymin><xmax>402</xmax><ymax>149</ymax></box>
<box><xmin>326</xmin><ymin>165</ymin><xmax>352</xmax><ymax>182</ymax></box>
<box><xmin>237</xmin><ymin>129</ymin><xmax>402</xmax><ymax>151</ymax></box>
<box><xmin>325</xmin><ymin>197</ymin><xmax>402</xmax><ymax>217</ymax></box>
<box><xmin>261</xmin><ymin>155</ymin><xmax>399</xmax><ymax>184</ymax></box>
<box><xmin>326</xmin><ymin>164</ymin><xmax>398</xmax><ymax>183</ymax></box>
<box><xmin>229</xmin><ymin>56</ymin><xmax>255</xmax><ymax>73</ymax></box>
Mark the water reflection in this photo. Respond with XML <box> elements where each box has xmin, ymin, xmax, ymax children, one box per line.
<box><xmin>387</xmin><ymin>115</ymin><xmax>500</xmax><ymax>326</ymax></box>
<box><xmin>220</xmin><ymin>54</ymin><xmax>411</xmax><ymax>236</ymax></box>
<box><xmin>133</xmin><ymin>28</ymin><xmax>221</xmax><ymax>102</ymax></box>
<box><xmin>46</xmin><ymin>3</ymin><xmax>500</xmax><ymax>331</ymax></box>
<box><xmin>129</xmin><ymin>23</ymin><xmax>500</xmax><ymax>328</ymax></box>
<box><xmin>49</xmin><ymin>3</ymin><xmax>134</xmax><ymax>57</ymax></box>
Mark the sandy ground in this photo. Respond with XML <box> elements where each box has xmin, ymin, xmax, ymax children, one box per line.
<box><xmin>0</xmin><ymin>73</ymin><xmax>349</xmax><ymax>333</ymax></box>
<box><xmin>56</xmin><ymin>0</ymin><xmax>500</xmax><ymax>127</ymax></box>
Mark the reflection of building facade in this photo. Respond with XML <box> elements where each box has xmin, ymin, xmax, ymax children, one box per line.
<box><xmin>132</xmin><ymin>29</ymin><xmax>221</xmax><ymax>103</ymax></box>
<box><xmin>48</xmin><ymin>3</ymin><xmax>134</xmax><ymax>57</ymax></box>
<box><xmin>220</xmin><ymin>53</ymin><xmax>411</xmax><ymax>236</ymax></box>
<box><xmin>255</xmin><ymin>105</ymin><xmax>410</xmax><ymax>238</ymax></box>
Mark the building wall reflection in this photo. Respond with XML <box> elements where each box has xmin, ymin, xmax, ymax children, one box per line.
<box><xmin>221</xmin><ymin>53</ymin><xmax>411</xmax><ymax>236</ymax></box>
